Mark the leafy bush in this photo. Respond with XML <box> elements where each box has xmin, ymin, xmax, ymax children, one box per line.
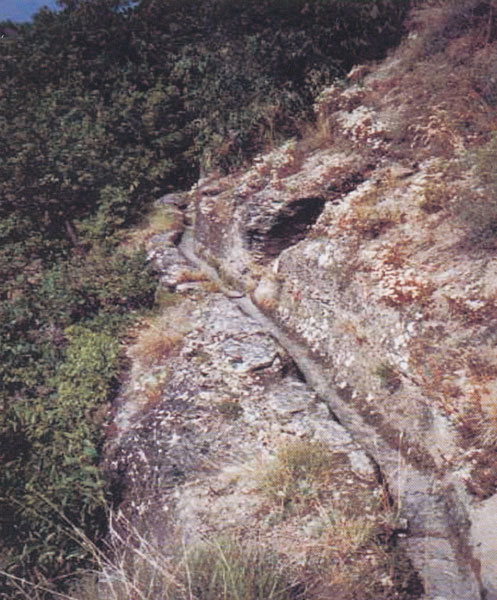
<box><xmin>0</xmin><ymin>246</ymin><xmax>156</xmax><ymax>599</ymax></box>
<box><xmin>0</xmin><ymin>325</ymin><xmax>119</xmax><ymax>596</ymax></box>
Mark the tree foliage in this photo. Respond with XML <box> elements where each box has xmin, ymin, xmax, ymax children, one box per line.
<box><xmin>0</xmin><ymin>0</ymin><xmax>410</xmax><ymax>596</ymax></box>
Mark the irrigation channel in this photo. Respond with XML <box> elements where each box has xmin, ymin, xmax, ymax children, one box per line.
<box><xmin>176</xmin><ymin>224</ymin><xmax>485</xmax><ymax>600</ymax></box>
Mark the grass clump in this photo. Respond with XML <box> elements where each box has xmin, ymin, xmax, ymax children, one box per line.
<box><xmin>375</xmin><ymin>362</ymin><xmax>402</xmax><ymax>392</ymax></box>
<box><xmin>217</xmin><ymin>399</ymin><xmax>244</xmax><ymax>421</ymax></box>
<box><xmin>181</xmin><ymin>538</ymin><xmax>302</xmax><ymax>600</ymax></box>
<box><xmin>447</xmin><ymin>134</ymin><xmax>497</xmax><ymax>244</ymax></box>
<box><xmin>42</xmin><ymin>518</ymin><xmax>303</xmax><ymax>600</ymax></box>
<box><xmin>258</xmin><ymin>440</ymin><xmax>335</xmax><ymax>509</ymax></box>
<box><xmin>256</xmin><ymin>440</ymin><xmax>423</xmax><ymax>599</ymax></box>
<box><xmin>128</xmin><ymin>316</ymin><xmax>186</xmax><ymax>369</ymax></box>
<box><xmin>456</xmin><ymin>133</ymin><xmax>497</xmax><ymax>240</ymax></box>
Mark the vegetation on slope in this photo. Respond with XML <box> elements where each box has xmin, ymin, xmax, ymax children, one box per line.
<box><xmin>0</xmin><ymin>0</ymin><xmax>411</xmax><ymax>597</ymax></box>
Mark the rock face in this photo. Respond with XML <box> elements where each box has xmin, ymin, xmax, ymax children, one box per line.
<box><xmin>107</xmin><ymin>21</ymin><xmax>497</xmax><ymax>600</ymax></box>
<box><xmin>189</xmin><ymin>55</ymin><xmax>497</xmax><ymax>599</ymax></box>
<box><xmin>105</xmin><ymin>234</ymin><xmax>423</xmax><ymax>599</ymax></box>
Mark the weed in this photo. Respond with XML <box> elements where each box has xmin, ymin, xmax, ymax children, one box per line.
<box><xmin>217</xmin><ymin>399</ymin><xmax>243</xmax><ymax>421</ymax></box>
<box><xmin>128</xmin><ymin>315</ymin><xmax>185</xmax><ymax>368</ymax></box>
<box><xmin>375</xmin><ymin>362</ymin><xmax>402</xmax><ymax>392</ymax></box>
<box><xmin>298</xmin><ymin>116</ymin><xmax>334</xmax><ymax>153</ymax></box>
<box><xmin>182</xmin><ymin>538</ymin><xmax>302</xmax><ymax>600</ymax></box>
<box><xmin>154</xmin><ymin>288</ymin><xmax>180</xmax><ymax>309</ymax></box>
<box><xmin>454</xmin><ymin>133</ymin><xmax>497</xmax><ymax>240</ymax></box>
<box><xmin>353</xmin><ymin>205</ymin><xmax>397</xmax><ymax>239</ymax></box>
<box><xmin>9</xmin><ymin>514</ymin><xmax>303</xmax><ymax>600</ymax></box>
<box><xmin>127</xmin><ymin>205</ymin><xmax>184</xmax><ymax>247</ymax></box>
<box><xmin>419</xmin><ymin>180</ymin><xmax>451</xmax><ymax>214</ymax></box>
<box><xmin>258</xmin><ymin>440</ymin><xmax>335</xmax><ymax>509</ymax></box>
<box><xmin>475</xmin><ymin>401</ymin><xmax>497</xmax><ymax>449</ymax></box>
<box><xmin>176</xmin><ymin>269</ymin><xmax>209</xmax><ymax>284</ymax></box>
<box><xmin>256</xmin><ymin>296</ymin><xmax>279</xmax><ymax>313</ymax></box>
<box><xmin>295</xmin><ymin>505</ymin><xmax>422</xmax><ymax>600</ymax></box>
<box><xmin>142</xmin><ymin>377</ymin><xmax>168</xmax><ymax>410</ymax></box>
<box><xmin>147</xmin><ymin>206</ymin><xmax>183</xmax><ymax>233</ymax></box>
<box><xmin>201</xmin><ymin>280</ymin><xmax>222</xmax><ymax>294</ymax></box>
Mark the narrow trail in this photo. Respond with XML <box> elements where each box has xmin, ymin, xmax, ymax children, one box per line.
<box><xmin>178</xmin><ymin>226</ymin><xmax>483</xmax><ymax>600</ymax></box>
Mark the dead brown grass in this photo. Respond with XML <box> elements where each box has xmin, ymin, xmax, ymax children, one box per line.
<box><xmin>175</xmin><ymin>268</ymin><xmax>209</xmax><ymax>283</ymax></box>
<box><xmin>128</xmin><ymin>312</ymin><xmax>187</xmax><ymax>368</ymax></box>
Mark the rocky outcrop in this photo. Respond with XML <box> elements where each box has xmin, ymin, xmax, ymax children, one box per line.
<box><xmin>189</xmin><ymin>57</ymin><xmax>497</xmax><ymax>599</ymax></box>
<box><xmin>106</xmin><ymin>18</ymin><xmax>497</xmax><ymax>599</ymax></box>
<box><xmin>105</xmin><ymin>231</ymin><xmax>422</xmax><ymax>599</ymax></box>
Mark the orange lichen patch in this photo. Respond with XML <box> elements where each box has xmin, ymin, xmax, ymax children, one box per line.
<box><xmin>376</xmin><ymin>266</ymin><xmax>433</xmax><ymax>307</ymax></box>
<box><xmin>446</xmin><ymin>294</ymin><xmax>497</xmax><ymax>325</ymax></box>
<box><xmin>176</xmin><ymin>268</ymin><xmax>209</xmax><ymax>283</ymax></box>
<box><xmin>375</xmin><ymin>239</ymin><xmax>412</xmax><ymax>269</ymax></box>
<box><xmin>407</xmin><ymin>340</ymin><xmax>463</xmax><ymax>410</ymax></box>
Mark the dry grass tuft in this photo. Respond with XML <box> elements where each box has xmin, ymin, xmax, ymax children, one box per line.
<box><xmin>128</xmin><ymin>313</ymin><xmax>187</xmax><ymax>368</ymax></box>
<box><xmin>298</xmin><ymin>115</ymin><xmax>334</xmax><ymax>153</ymax></box>
<box><xmin>175</xmin><ymin>268</ymin><xmax>209</xmax><ymax>284</ymax></box>
<box><xmin>65</xmin><ymin>515</ymin><xmax>302</xmax><ymax>600</ymax></box>
<box><xmin>257</xmin><ymin>439</ymin><xmax>335</xmax><ymax>510</ymax></box>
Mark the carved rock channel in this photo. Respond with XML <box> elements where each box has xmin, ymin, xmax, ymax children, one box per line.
<box><xmin>185</xmin><ymin>59</ymin><xmax>497</xmax><ymax>599</ymax></box>
<box><xmin>108</xmin><ymin>54</ymin><xmax>497</xmax><ymax>598</ymax></box>
<box><xmin>106</xmin><ymin>226</ymin><xmax>422</xmax><ymax>599</ymax></box>
<box><xmin>179</xmin><ymin>226</ymin><xmax>483</xmax><ymax>600</ymax></box>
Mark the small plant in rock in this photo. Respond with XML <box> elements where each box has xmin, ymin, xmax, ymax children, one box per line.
<box><xmin>128</xmin><ymin>315</ymin><xmax>185</xmax><ymax>368</ymax></box>
<box><xmin>154</xmin><ymin>287</ymin><xmax>180</xmax><ymax>309</ymax></box>
<box><xmin>375</xmin><ymin>362</ymin><xmax>402</xmax><ymax>392</ymax></box>
<box><xmin>142</xmin><ymin>377</ymin><xmax>169</xmax><ymax>410</ymax></box>
<box><xmin>217</xmin><ymin>398</ymin><xmax>243</xmax><ymax>421</ymax></box>
<box><xmin>183</xmin><ymin>537</ymin><xmax>303</xmax><ymax>600</ymax></box>
<box><xmin>298</xmin><ymin>115</ymin><xmax>335</xmax><ymax>153</ymax></box>
<box><xmin>176</xmin><ymin>268</ymin><xmax>209</xmax><ymax>284</ymax></box>
<box><xmin>126</xmin><ymin>205</ymin><xmax>184</xmax><ymax>248</ymax></box>
<box><xmin>258</xmin><ymin>439</ymin><xmax>335</xmax><ymax>510</ymax></box>
<box><xmin>419</xmin><ymin>180</ymin><xmax>451</xmax><ymax>214</ymax></box>
<box><xmin>454</xmin><ymin>133</ymin><xmax>497</xmax><ymax>240</ymax></box>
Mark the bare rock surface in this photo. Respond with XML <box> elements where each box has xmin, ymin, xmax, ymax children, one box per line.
<box><xmin>105</xmin><ymin>236</ymin><xmax>424</xmax><ymax>599</ymax></box>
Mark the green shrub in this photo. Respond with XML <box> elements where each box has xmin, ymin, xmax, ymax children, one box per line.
<box><xmin>0</xmin><ymin>245</ymin><xmax>156</xmax><ymax>599</ymax></box>
<box><xmin>0</xmin><ymin>323</ymin><xmax>122</xmax><ymax>597</ymax></box>
<box><xmin>451</xmin><ymin>134</ymin><xmax>497</xmax><ymax>240</ymax></box>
